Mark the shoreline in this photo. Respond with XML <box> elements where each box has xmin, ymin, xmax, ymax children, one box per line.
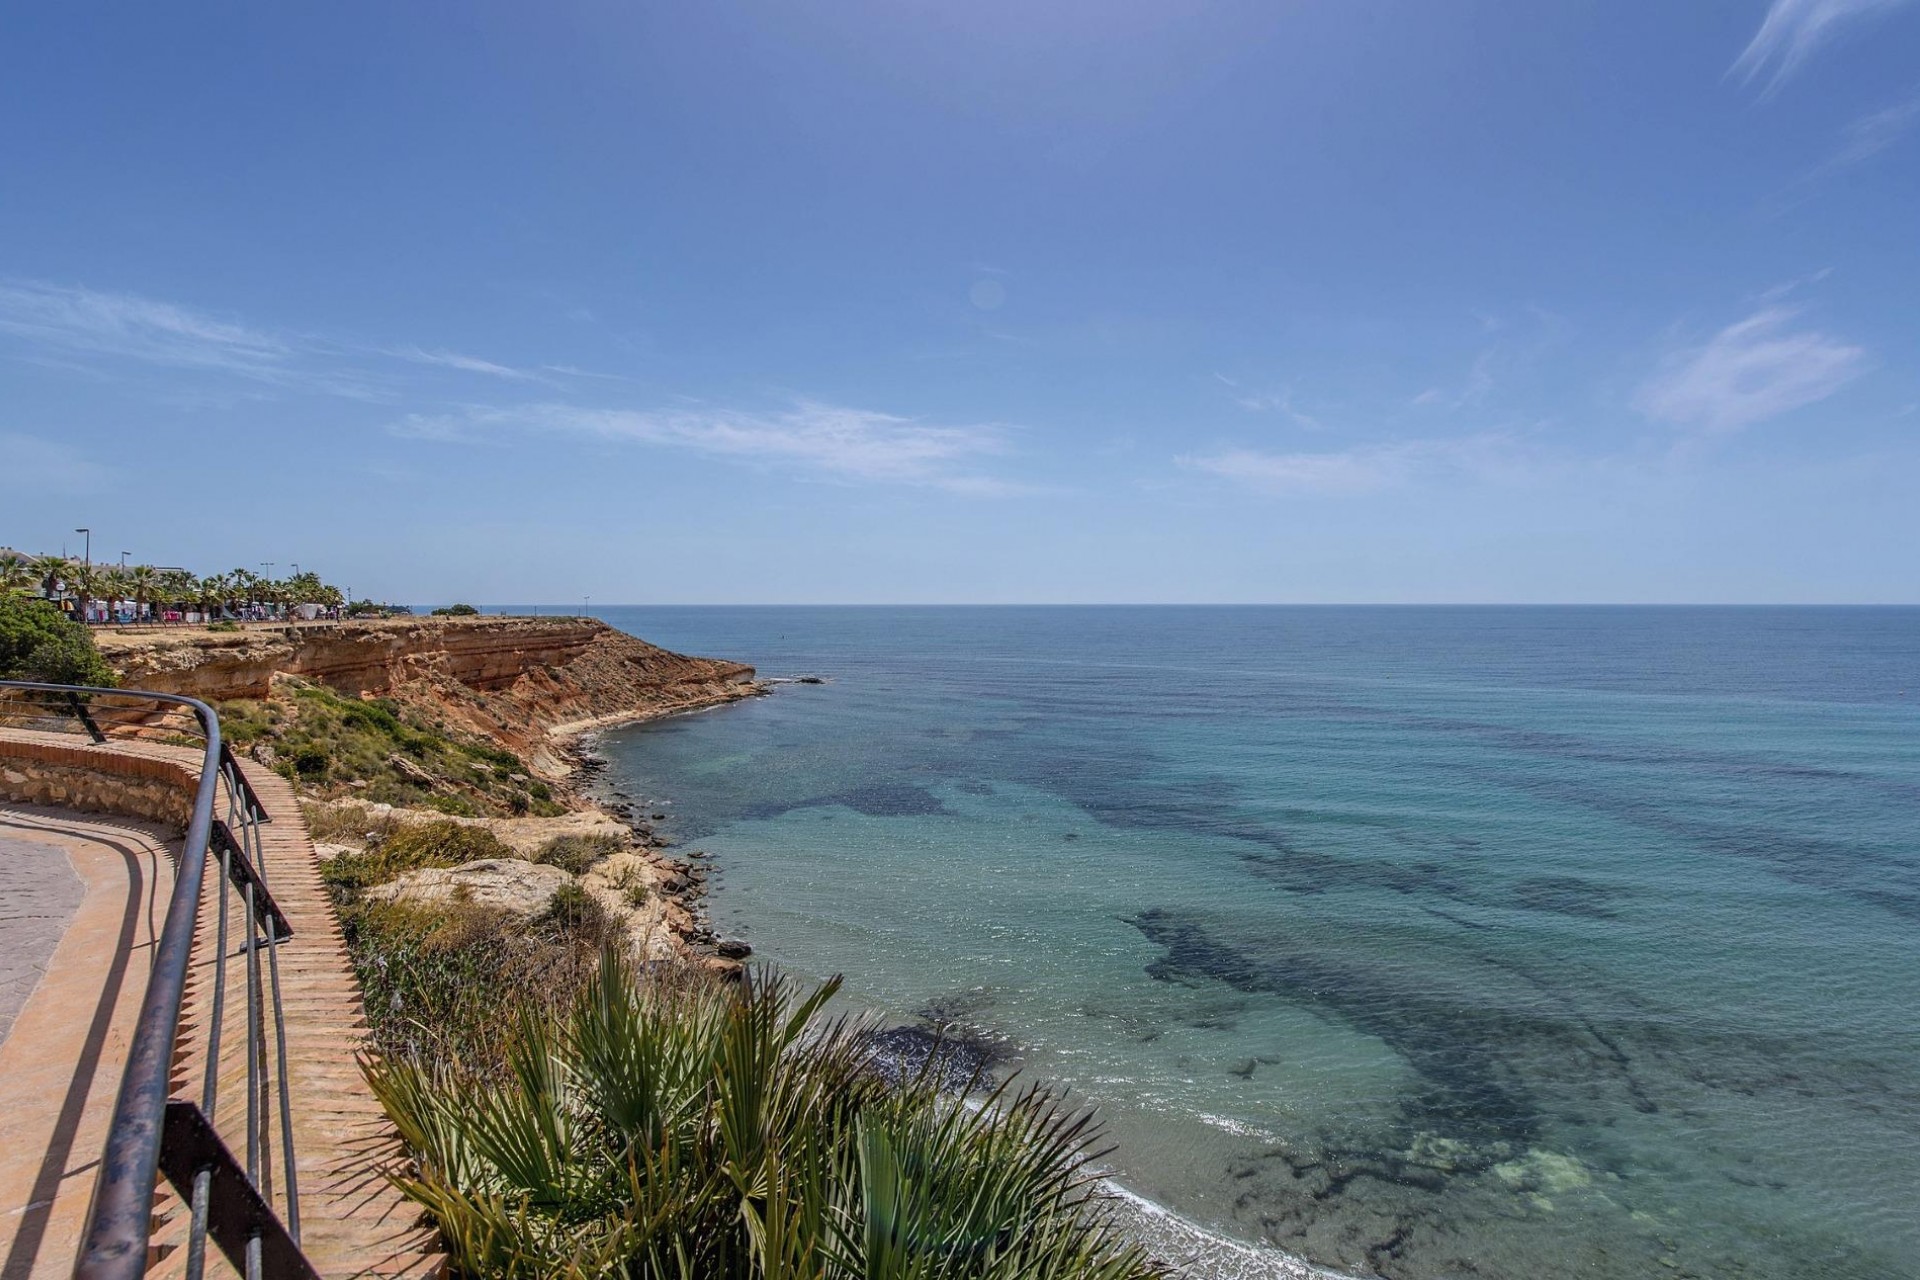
<box><xmin>564</xmin><ymin>693</ymin><xmax>1343</xmax><ymax>1280</ymax></box>
<box><xmin>548</xmin><ymin>696</ymin><xmax>763</xmax><ymax>969</ymax></box>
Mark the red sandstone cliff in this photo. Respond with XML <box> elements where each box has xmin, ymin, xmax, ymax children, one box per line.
<box><xmin>95</xmin><ymin>616</ymin><xmax>760</xmax><ymax>775</ymax></box>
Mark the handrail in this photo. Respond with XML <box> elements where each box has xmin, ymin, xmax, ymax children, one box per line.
<box><xmin>0</xmin><ymin>680</ymin><xmax>317</xmax><ymax>1280</ymax></box>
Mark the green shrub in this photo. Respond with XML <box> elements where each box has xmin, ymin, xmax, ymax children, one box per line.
<box><xmin>230</xmin><ymin>681</ymin><xmax>563</xmax><ymax>817</ymax></box>
<box><xmin>292</xmin><ymin>745</ymin><xmax>330</xmax><ymax>780</ymax></box>
<box><xmin>534</xmin><ymin>831</ymin><xmax>625</xmax><ymax>876</ymax></box>
<box><xmin>321</xmin><ymin>819</ymin><xmax>513</xmax><ymax>896</ymax></box>
<box><xmin>531</xmin><ymin>881</ymin><xmax>619</xmax><ymax>945</ymax></box>
<box><xmin>0</xmin><ymin>596</ymin><xmax>115</xmax><ymax>686</ymax></box>
<box><xmin>206</xmin><ymin>619</ymin><xmax>241</xmax><ymax>632</ymax></box>
<box><xmin>341</xmin><ymin>899</ymin><xmax>605</xmax><ymax>1073</ymax></box>
<box><xmin>366</xmin><ymin>953</ymin><xmax>1162</xmax><ymax>1280</ymax></box>
<box><xmin>302</xmin><ymin>801</ymin><xmax>397</xmax><ymax>845</ymax></box>
<box><xmin>431</xmin><ymin>603</ymin><xmax>480</xmax><ymax>616</ymax></box>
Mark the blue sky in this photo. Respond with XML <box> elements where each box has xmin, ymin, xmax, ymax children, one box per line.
<box><xmin>3</xmin><ymin>1</ymin><xmax>1916</xmax><ymax>603</ymax></box>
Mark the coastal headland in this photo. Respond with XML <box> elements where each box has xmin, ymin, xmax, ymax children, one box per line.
<box><xmin>94</xmin><ymin>613</ymin><xmax>759</xmax><ymax>774</ymax></box>
<box><xmin>93</xmin><ymin>614</ymin><xmax>766</xmax><ymax>967</ymax></box>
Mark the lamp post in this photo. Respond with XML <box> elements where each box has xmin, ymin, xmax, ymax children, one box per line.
<box><xmin>74</xmin><ymin>527</ymin><xmax>90</xmax><ymax>622</ymax></box>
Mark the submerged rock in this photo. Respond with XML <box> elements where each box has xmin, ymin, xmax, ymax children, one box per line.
<box><xmin>865</xmin><ymin>1022</ymin><xmax>1011</xmax><ymax>1093</ymax></box>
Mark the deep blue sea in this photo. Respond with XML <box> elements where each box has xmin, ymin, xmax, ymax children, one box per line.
<box><xmin>582</xmin><ymin>606</ymin><xmax>1920</xmax><ymax>1280</ymax></box>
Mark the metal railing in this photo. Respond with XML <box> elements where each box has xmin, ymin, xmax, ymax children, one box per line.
<box><xmin>0</xmin><ymin>681</ymin><xmax>318</xmax><ymax>1280</ymax></box>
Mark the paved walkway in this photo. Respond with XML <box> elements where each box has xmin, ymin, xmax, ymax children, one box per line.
<box><xmin>0</xmin><ymin>731</ymin><xmax>445</xmax><ymax>1279</ymax></box>
<box><xmin>0</xmin><ymin>833</ymin><xmax>85</xmax><ymax>1044</ymax></box>
<box><xmin>0</xmin><ymin>807</ymin><xmax>175</xmax><ymax>1280</ymax></box>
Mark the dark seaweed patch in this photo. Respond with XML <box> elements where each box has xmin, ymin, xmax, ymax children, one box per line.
<box><xmin>1128</xmin><ymin>907</ymin><xmax>1541</xmax><ymax>1149</ymax></box>
<box><xmin>1239</xmin><ymin>846</ymin><xmax>1476</xmax><ymax>902</ymax></box>
<box><xmin>1510</xmin><ymin>876</ymin><xmax>1632</xmax><ymax>920</ymax></box>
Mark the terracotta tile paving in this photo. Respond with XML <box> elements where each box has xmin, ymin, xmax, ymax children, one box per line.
<box><xmin>0</xmin><ymin>731</ymin><xmax>446</xmax><ymax>1279</ymax></box>
<box><xmin>0</xmin><ymin>807</ymin><xmax>174</xmax><ymax>1280</ymax></box>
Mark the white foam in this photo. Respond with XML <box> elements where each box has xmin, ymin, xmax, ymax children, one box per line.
<box><xmin>1193</xmin><ymin>1110</ymin><xmax>1285</xmax><ymax>1143</ymax></box>
<box><xmin>1102</xmin><ymin>1180</ymin><xmax>1353</xmax><ymax>1280</ymax></box>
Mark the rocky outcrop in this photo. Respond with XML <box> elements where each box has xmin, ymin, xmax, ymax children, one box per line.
<box><xmin>366</xmin><ymin>858</ymin><xmax>571</xmax><ymax>916</ymax></box>
<box><xmin>96</xmin><ymin>616</ymin><xmax>761</xmax><ymax>774</ymax></box>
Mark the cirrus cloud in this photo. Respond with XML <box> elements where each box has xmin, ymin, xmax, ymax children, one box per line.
<box><xmin>1634</xmin><ymin>306</ymin><xmax>1865</xmax><ymax>435</ymax></box>
<box><xmin>392</xmin><ymin>399</ymin><xmax>1029</xmax><ymax>495</ymax></box>
<box><xmin>1179</xmin><ymin>433</ymin><xmax>1535</xmax><ymax>496</ymax></box>
<box><xmin>1731</xmin><ymin>0</ymin><xmax>1914</xmax><ymax>91</ymax></box>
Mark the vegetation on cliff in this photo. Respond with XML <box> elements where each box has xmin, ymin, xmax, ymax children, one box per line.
<box><xmin>0</xmin><ymin>594</ymin><xmax>116</xmax><ymax>686</ymax></box>
<box><xmin>320</xmin><ymin>815</ymin><xmax>627</xmax><ymax>1073</ymax></box>
<box><xmin>368</xmin><ymin>949</ymin><xmax>1162</xmax><ymax>1280</ymax></box>
<box><xmin>220</xmin><ymin>679</ymin><xmax>562</xmax><ymax>816</ymax></box>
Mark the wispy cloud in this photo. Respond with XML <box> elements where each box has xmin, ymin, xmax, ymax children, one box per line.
<box><xmin>393</xmin><ymin>400</ymin><xmax>1026</xmax><ymax>494</ymax></box>
<box><xmin>0</xmin><ymin>280</ymin><xmax>291</xmax><ymax>378</ymax></box>
<box><xmin>1826</xmin><ymin>95</ymin><xmax>1920</xmax><ymax>169</ymax></box>
<box><xmin>1179</xmin><ymin>433</ymin><xmax>1532</xmax><ymax>496</ymax></box>
<box><xmin>1224</xmin><ymin>384</ymin><xmax>1328</xmax><ymax>430</ymax></box>
<box><xmin>0</xmin><ymin>280</ymin><xmax>636</xmax><ymax>399</ymax></box>
<box><xmin>1730</xmin><ymin>0</ymin><xmax>1914</xmax><ymax>91</ymax></box>
<box><xmin>1635</xmin><ymin>305</ymin><xmax>1866</xmax><ymax>434</ymax></box>
<box><xmin>1412</xmin><ymin>350</ymin><xmax>1496</xmax><ymax>411</ymax></box>
<box><xmin>387</xmin><ymin>346</ymin><xmax>551</xmax><ymax>382</ymax></box>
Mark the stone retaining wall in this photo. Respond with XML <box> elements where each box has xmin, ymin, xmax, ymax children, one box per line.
<box><xmin>0</xmin><ymin>735</ymin><xmax>197</xmax><ymax>830</ymax></box>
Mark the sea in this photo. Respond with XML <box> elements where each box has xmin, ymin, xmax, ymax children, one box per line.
<box><xmin>576</xmin><ymin>605</ymin><xmax>1919</xmax><ymax>1280</ymax></box>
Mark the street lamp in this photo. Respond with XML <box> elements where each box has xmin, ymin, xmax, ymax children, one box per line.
<box><xmin>120</xmin><ymin>551</ymin><xmax>130</xmax><ymax>568</ymax></box>
<box><xmin>74</xmin><ymin>528</ymin><xmax>90</xmax><ymax>622</ymax></box>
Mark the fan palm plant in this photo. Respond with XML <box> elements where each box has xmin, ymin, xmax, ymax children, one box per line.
<box><xmin>367</xmin><ymin>951</ymin><xmax>1160</xmax><ymax>1280</ymax></box>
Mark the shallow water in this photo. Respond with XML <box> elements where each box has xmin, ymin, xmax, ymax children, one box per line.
<box><xmin>589</xmin><ymin>606</ymin><xmax>1920</xmax><ymax>1280</ymax></box>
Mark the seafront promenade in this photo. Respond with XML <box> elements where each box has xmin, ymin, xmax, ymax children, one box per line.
<box><xmin>0</xmin><ymin>729</ymin><xmax>443</xmax><ymax>1278</ymax></box>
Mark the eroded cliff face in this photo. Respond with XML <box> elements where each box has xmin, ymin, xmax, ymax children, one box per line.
<box><xmin>96</xmin><ymin>616</ymin><xmax>759</xmax><ymax>775</ymax></box>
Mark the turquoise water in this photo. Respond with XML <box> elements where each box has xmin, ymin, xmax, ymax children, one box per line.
<box><xmin>588</xmin><ymin>606</ymin><xmax>1920</xmax><ymax>1280</ymax></box>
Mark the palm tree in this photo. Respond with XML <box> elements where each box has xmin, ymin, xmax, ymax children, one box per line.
<box><xmin>125</xmin><ymin>564</ymin><xmax>160</xmax><ymax>622</ymax></box>
<box><xmin>198</xmin><ymin>574</ymin><xmax>228</xmax><ymax>620</ymax></box>
<box><xmin>159</xmin><ymin>568</ymin><xmax>195</xmax><ymax>608</ymax></box>
<box><xmin>67</xmin><ymin>562</ymin><xmax>100</xmax><ymax>625</ymax></box>
<box><xmin>32</xmin><ymin>555</ymin><xmax>72</xmax><ymax>603</ymax></box>
<box><xmin>0</xmin><ymin>551</ymin><xmax>35</xmax><ymax>595</ymax></box>
<box><xmin>98</xmin><ymin>566</ymin><xmax>132</xmax><ymax>623</ymax></box>
<box><xmin>366</xmin><ymin>951</ymin><xmax>1160</xmax><ymax>1280</ymax></box>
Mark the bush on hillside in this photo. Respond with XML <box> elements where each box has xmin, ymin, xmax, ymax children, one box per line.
<box><xmin>0</xmin><ymin>595</ymin><xmax>115</xmax><ymax>687</ymax></box>
<box><xmin>340</xmin><ymin>897</ymin><xmax>614</xmax><ymax>1073</ymax></box>
<box><xmin>534</xmin><ymin>830</ymin><xmax>625</xmax><ymax>875</ymax></box>
<box><xmin>319</xmin><ymin>818</ymin><xmax>515</xmax><ymax>896</ymax></box>
<box><xmin>366</xmin><ymin>951</ymin><xmax>1163</xmax><ymax>1280</ymax></box>
<box><xmin>223</xmin><ymin>681</ymin><xmax>563</xmax><ymax>817</ymax></box>
<box><xmin>431</xmin><ymin>603</ymin><xmax>480</xmax><ymax>616</ymax></box>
